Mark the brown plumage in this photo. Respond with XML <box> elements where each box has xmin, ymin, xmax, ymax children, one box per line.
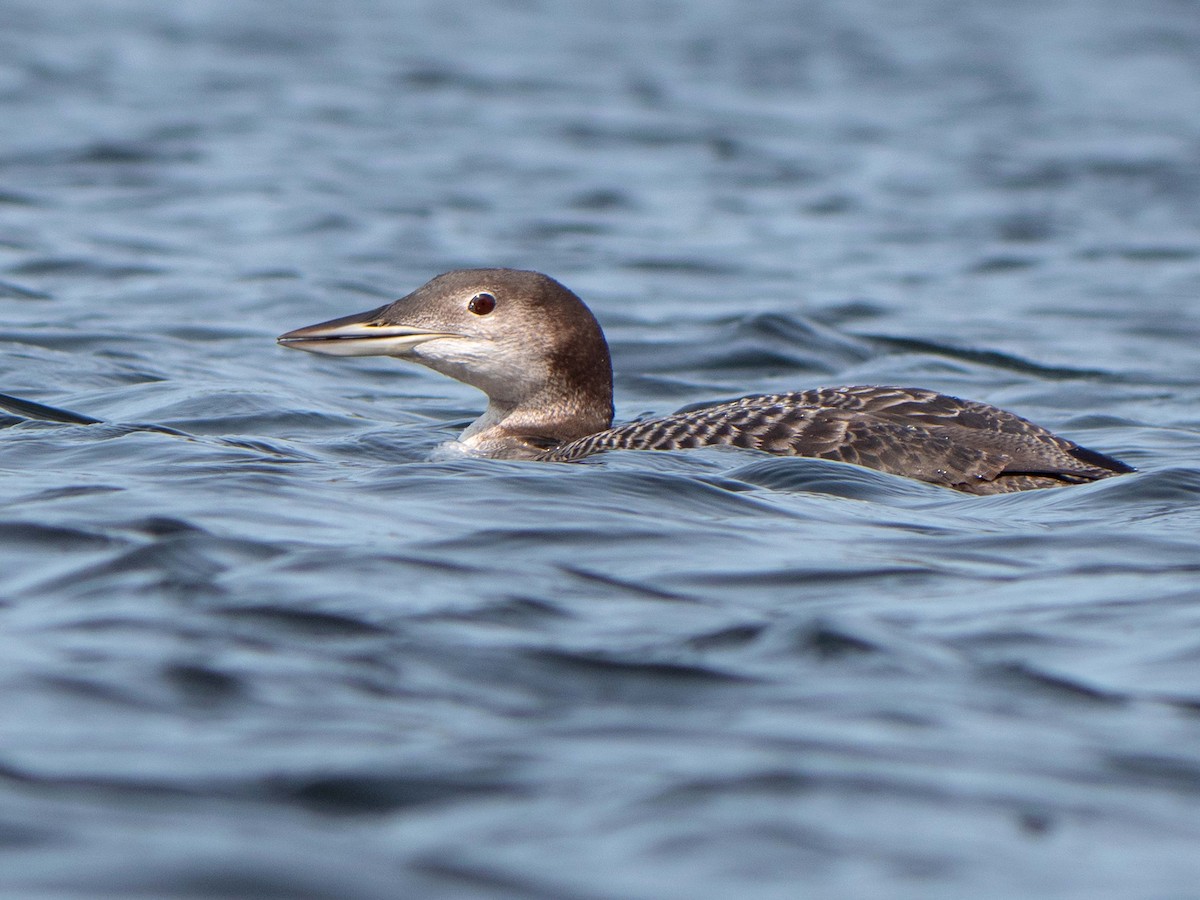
<box><xmin>543</xmin><ymin>385</ymin><xmax>1131</xmax><ymax>494</ymax></box>
<box><xmin>278</xmin><ymin>268</ymin><xmax>1133</xmax><ymax>494</ymax></box>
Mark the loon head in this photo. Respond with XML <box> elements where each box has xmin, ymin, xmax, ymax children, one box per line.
<box><xmin>278</xmin><ymin>268</ymin><xmax>615</xmax><ymax>455</ymax></box>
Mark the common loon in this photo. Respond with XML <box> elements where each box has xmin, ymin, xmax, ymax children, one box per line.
<box><xmin>277</xmin><ymin>268</ymin><xmax>1133</xmax><ymax>494</ymax></box>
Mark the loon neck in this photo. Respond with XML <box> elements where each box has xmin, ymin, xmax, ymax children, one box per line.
<box><xmin>459</xmin><ymin>388</ymin><xmax>614</xmax><ymax>457</ymax></box>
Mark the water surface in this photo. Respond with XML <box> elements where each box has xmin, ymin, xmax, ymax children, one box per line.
<box><xmin>2</xmin><ymin>1</ymin><xmax>1200</xmax><ymax>897</ymax></box>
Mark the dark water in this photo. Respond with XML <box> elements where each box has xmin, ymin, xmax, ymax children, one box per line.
<box><xmin>2</xmin><ymin>0</ymin><xmax>1200</xmax><ymax>896</ymax></box>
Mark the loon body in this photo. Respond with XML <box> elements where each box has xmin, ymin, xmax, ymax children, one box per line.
<box><xmin>278</xmin><ymin>268</ymin><xmax>1132</xmax><ymax>494</ymax></box>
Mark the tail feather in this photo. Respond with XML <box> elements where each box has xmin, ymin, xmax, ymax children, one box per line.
<box><xmin>1066</xmin><ymin>444</ymin><xmax>1136</xmax><ymax>475</ymax></box>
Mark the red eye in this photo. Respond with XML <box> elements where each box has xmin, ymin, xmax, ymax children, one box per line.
<box><xmin>468</xmin><ymin>292</ymin><xmax>496</xmax><ymax>315</ymax></box>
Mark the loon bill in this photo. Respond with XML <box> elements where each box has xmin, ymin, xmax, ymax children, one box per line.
<box><xmin>277</xmin><ymin>268</ymin><xmax>1133</xmax><ymax>495</ymax></box>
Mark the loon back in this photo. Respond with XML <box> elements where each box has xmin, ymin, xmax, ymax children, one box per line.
<box><xmin>278</xmin><ymin>268</ymin><xmax>1133</xmax><ymax>494</ymax></box>
<box><xmin>541</xmin><ymin>385</ymin><xmax>1133</xmax><ymax>495</ymax></box>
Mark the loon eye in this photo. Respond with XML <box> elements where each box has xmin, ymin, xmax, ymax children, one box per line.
<box><xmin>468</xmin><ymin>292</ymin><xmax>496</xmax><ymax>315</ymax></box>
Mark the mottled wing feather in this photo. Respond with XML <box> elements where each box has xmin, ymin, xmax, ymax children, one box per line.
<box><xmin>541</xmin><ymin>386</ymin><xmax>1130</xmax><ymax>493</ymax></box>
<box><xmin>807</xmin><ymin>415</ymin><xmax>1014</xmax><ymax>487</ymax></box>
<box><xmin>853</xmin><ymin>388</ymin><xmax>1132</xmax><ymax>482</ymax></box>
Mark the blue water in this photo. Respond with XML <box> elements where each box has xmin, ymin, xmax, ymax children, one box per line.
<box><xmin>2</xmin><ymin>1</ymin><xmax>1200</xmax><ymax>897</ymax></box>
